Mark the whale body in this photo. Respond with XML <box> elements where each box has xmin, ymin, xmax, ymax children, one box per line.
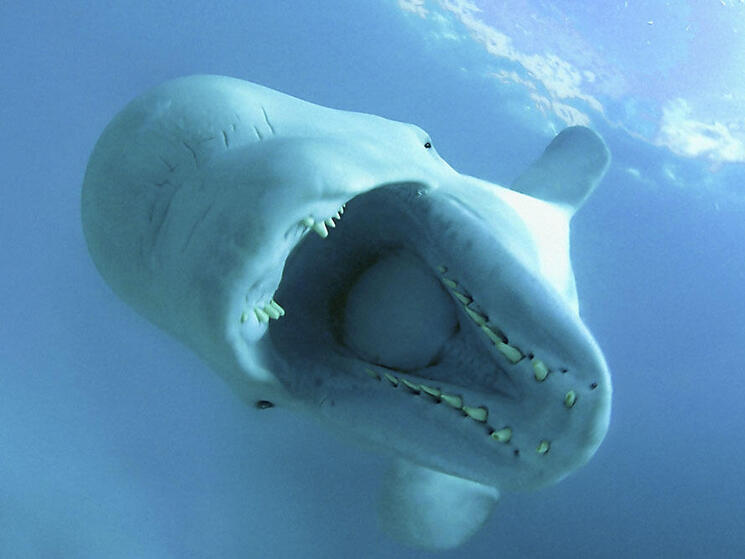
<box><xmin>82</xmin><ymin>75</ymin><xmax>612</xmax><ymax>549</ymax></box>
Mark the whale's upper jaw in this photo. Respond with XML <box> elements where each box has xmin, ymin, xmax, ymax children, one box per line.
<box><xmin>262</xmin><ymin>180</ymin><xmax>611</xmax><ymax>491</ymax></box>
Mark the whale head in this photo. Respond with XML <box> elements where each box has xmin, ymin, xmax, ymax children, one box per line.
<box><xmin>82</xmin><ymin>75</ymin><xmax>611</xmax><ymax>550</ymax></box>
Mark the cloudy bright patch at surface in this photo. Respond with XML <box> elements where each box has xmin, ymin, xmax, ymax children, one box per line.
<box><xmin>398</xmin><ymin>0</ymin><xmax>745</xmax><ymax>166</ymax></box>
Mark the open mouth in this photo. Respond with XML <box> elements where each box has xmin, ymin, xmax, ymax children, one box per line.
<box><xmin>241</xmin><ymin>182</ymin><xmax>608</xmax><ymax>487</ymax></box>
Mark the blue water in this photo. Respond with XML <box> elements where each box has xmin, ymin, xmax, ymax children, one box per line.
<box><xmin>2</xmin><ymin>1</ymin><xmax>744</xmax><ymax>557</ymax></box>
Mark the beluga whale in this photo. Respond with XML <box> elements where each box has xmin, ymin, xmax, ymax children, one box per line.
<box><xmin>82</xmin><ymin>75</ymin><xmax>612</xmax><ymax>550</ymax></box>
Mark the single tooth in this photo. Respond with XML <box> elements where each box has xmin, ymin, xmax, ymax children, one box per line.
<box><xmin>301</xmin><ymin>216</ymin><xmax>315</xmax><ymax>227</ymax></box>
<box><xmin>437</xmin><ymin>265</ymin><xmax>448</xmax><ymax>274</ymax></box>
<box><xmin>334</xmin><ymin>210</ymin><xmax>342</xmax><ymax>219</ymax></box>
<box><xmin>263</xmin><ymin>304</ymin><xmax>281</xmax><ymax>320</ymax></box>
<box><xmin>420</xmin><ymin>384</ymin><xmax>441</xmax><ymax>398</ymax></box>
<box><xmin>440</xmin><ymin>393</ymin><xmax>463</xmax><ymax>409</ymax></box>
<box><xmin>339</xmin><ymin>204</ymin><xmax>345</xmax><ymax>214</ymax></box>
<box><xmin>491</xmin><ymin>427</ymin><xmax>512</xmax><ymax>443</ymax></box>
<box><xmin>564</xmin><ymin>390</ymin><xmax>577</xmax><ymax>408</ymax></box>
<box><xmin>383</xmin><ymin>372</ymin><xmax>399</xmax><ymax>387</ymax></box>
<box><xmin>325</xmin><ymin>217</ymin><xmax>336</xmax><ymax>228</ymax></box>
<box><xmin>453</xmin><ymin>291</ymin><xmax>472</xmax><ymax>305</ymax></box>
<box><xmin>497</xmin><ymin>342</ymin><xmax>523</xmax><ymax>363</ymax></box>
<box><xmin>442</xmin><ymin>278</ymin><xmax>458</xmax><ymax>289</ymax></box>
<box><xmin>463</xmin><ymin>406</ymin><xmax>488</xmax><ymax>422</ymax></box>
<box><xmin>254</xmin><ymin>307</ymin><xmax>270</xmax><ymax>323</ymax></box>
<box><xmin>312</xmin><ymin>221</ymin><xmax>329</xmax><ymax>238</ymax></box>
<box><xmin>401</xmin><ymin>379</ymin><xmax>420</xmax><ymax>393</ymax></box>
<box><xmin>537</xmin><ymin>440</ymin><xmax>551</xmax><ymax>454</ymax></box>
<box><xmin>464</xmin><ymin>306</ymin><xmax>487</xmax><ymax>326</ymax></box>
<box><xmin>269</xmin><ymin>300</ymin><xmax>285</xmax><ymax>316</ymax></box>
<box><xmin>365</xmin><ymin>368</ymin><xmax>381</xmax><ymax>381</ymax></box>
<box><xmin>532</xmin><ymin>359</ymin><xmax>549</xmax><ymax>382</ymax></box>
<box><xmin>481</xmin><ymin>324</ymin><xmax>503</xmax><ymax>344</ymax></box>
<box><xmin>240</xmin><ymin>312</ymin><xmax>248</xmax><ymax>323</ymax></box>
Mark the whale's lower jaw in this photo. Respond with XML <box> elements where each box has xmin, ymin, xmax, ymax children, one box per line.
<box><xmin>254</xmin><ymin>183</ymin><xmax>611</xmax><ymax>491</ymax></box>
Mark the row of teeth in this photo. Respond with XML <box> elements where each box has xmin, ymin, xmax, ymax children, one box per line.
<box><xmin>300</xmin><ymin>204</ymin><xmax>346</xmax><ymax>239</ymax></box>
<box><xmin>438</xmin><ymin>266</ymin><xmax>530</xmax><ymax>367</ymax></box>
<box><xmin>436</xmin><ymin>265</ymin><xmax>581</xmax><ymax>455</ymax></box>
<box><xmin>365</xmin><ymin>367</ymin><xmax>553</xmax><ymax>455</ymax></box>
<box><xmin>437</xmin><ymin>266</ymin><xmax>576</xmax><ymax>400</ymax></box>
<box><xmin>242</xmin><ymin>299</ymin><xmax>286</xmax><ymax>324</ymax></box>
<box><xmin>241</xmin><ymin>205</ymin><xmax>347</xmax><ymax>325</ymax></box>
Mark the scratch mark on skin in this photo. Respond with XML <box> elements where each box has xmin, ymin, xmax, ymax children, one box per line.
<box><xmin>253</xmin><ymin>125</ymin><xmax>263</xmax><ymax>140</ymax></box>
<box><xmin>159</xmin><ymin>156</ymin><xmax>176</xmax><ymax>172</ymax></box>
<box><xmin>183</xmin><ymin>200</ymin><xmax>214</xmax><ymax>252</ymax></box>
<box><xmin>151</xmin><ymin>192</ymin><xmax>175</xmax><ymax>246</ymax></box>
<box><xmin>182</xmin><ymin>142</ymin><xmax>198</xmax><ymax>167</ymax></box>
<box><xmin>222</xmin><ymin>130</ymin><xmax>230</xmax><ymax>148</ymax></box>
<box><xmin>262</xmin><ymin>107</ymin><xmax>276</xmax><ymax>135</ymax></box>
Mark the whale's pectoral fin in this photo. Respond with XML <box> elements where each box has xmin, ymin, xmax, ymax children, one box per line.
<box><xmin>377</xmin><ymin>459</ymin><xmax>499</xmax><ymax>550</ymax></box>
<box><xmin>511</xmin><ymin>125</ymin><xmax>610</xmax><ymax>215</ymax></box>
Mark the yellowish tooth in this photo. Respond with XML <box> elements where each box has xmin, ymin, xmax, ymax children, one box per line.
<box><xmin>442</xmin><ymin>278</ymin><xmax>458</xmax><ymax>289</ymax></box>
<box><xmin>312</xmin><ymin>221</ymin><xmax>329</xmax><ymax>238</ymax></box>
<box><xmin>325</xmin><ymin>217</ymin><xmax>336</xmax><ymax>228</ymax></box>
<box><xmin>384</xmin><ymin>372</ymin><xmax>399</xmax><ymax>387</ymax></box>
<box><xmin>269</xmin><ymin>300</ymin><xmax>285</xmax><ymax>316</ymax></box>
<box><xmin>537</xmin><ymin>440</ymin><xmax>550</xmax><ymax>454</ymax></box>
<box><xmin>254</xmin><ymin>307</ymin><xmax>270</xmax><ymax>323</ymax></box>
<box><xmin>491</xmin><ymin>427</ymin><xmax>512</xmax><ymax>443</ymax></box>
<box><xmin>564</xmin><ymin>390</ymin><xmax>577</xmax><ymax>408</ymax></box>
<box><xmin>334</xmin><ymin>211</ymin><xmax>342</xmax><ymax>219</ymax></box>
<box><xmin>463</xmin><ymin>406</ymin><xmax>488</xmax><ymax>422</ymax></box>
<box><xmin>532</xmin><ymin>359</ymin><xmax>549</xmax><ymax>381</ymax></box>
<box><xmin>301</xmin><ymin>216</ymin><xmax>315</xmax><ymax>227</ymax></box>
<box><xmin>497</xmin><ymin>342</ymin><xmax>523</xmax><ymax>363</ymax></box>
<box><xmin>240</xmin><ymin>312</ymin><xmax>248</xmax><ymax>323</ymax></box>
<box><xmin>464</xmin><ymin>306</ymin><xmax>487</xmax><ymax>325</ymax></box>
<box><xmin>420</xmin><ymin>384</ymin><xmax>441</xmax><ymax>398</ymax></box>
<box><xmin>338</xmin><ymin>205</ymin><xmax>345</xmax><ymax>214</ymax></box>
<box><xmin>401</xmin><ymin>379</ymin><xmax>420</xmax><ymax>393</ymax></box>
<box><xmin>365</xmin><ymin>368</ymin><xmax>380</xmax><ymax>381</ymax></box>
<box><xmin>440</xmin><ymin>393</ymin><xmax>463</xmax><ymax>409</ymax></box>
<box><xmin>263</xmin><ymin>304</ymin><xmax>281</xmax><ymax>320</ymax></box>
<box><xmin>453</xmin><ymin>291</ymin><xmax>472</xmax><ymax>305</ymax></box>
<box><xmin>480</xmin><ymin>324</ymin><xmax>503</xmax><ymax>344</ymax></box>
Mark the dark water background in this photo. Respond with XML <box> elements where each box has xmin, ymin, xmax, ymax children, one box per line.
<box><xmin>2</xmin><ymin>1</ymin><xmax>743</xmax><ymax>557</ymax></box>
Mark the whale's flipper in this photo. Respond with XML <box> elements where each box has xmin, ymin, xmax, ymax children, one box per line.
<box><xmin>377</xmin><ymin>459</ymin><xmax>499</xmax><ymax>550</ymax></box>
<box><xmin>511</xmin><ymin>126</ymin><xmax>610</xmax><ymax>215</ymax></box>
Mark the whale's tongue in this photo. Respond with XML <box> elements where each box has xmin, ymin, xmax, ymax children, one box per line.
<box><xmin>342</xmin><ymin>248</ymin><xmax>457</xmax><ymax>371</ymax></box>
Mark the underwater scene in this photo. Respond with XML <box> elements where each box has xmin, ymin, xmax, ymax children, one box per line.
<box><xmin>2</xmin><ymin>1</ymin><xmax>744</xmax><ymax>557</ymax></box>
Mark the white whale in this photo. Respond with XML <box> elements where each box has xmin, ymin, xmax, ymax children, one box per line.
<box><xmin>82</xmin><ymin>75</ymin><xmax>612</xmax><ymax>550</ymax></box>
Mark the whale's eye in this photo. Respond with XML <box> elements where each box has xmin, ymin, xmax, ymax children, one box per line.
<box><xmin>424</xmin><ymin>141</ymin><xmax>432</xmax><ymax>149</ymax></box>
